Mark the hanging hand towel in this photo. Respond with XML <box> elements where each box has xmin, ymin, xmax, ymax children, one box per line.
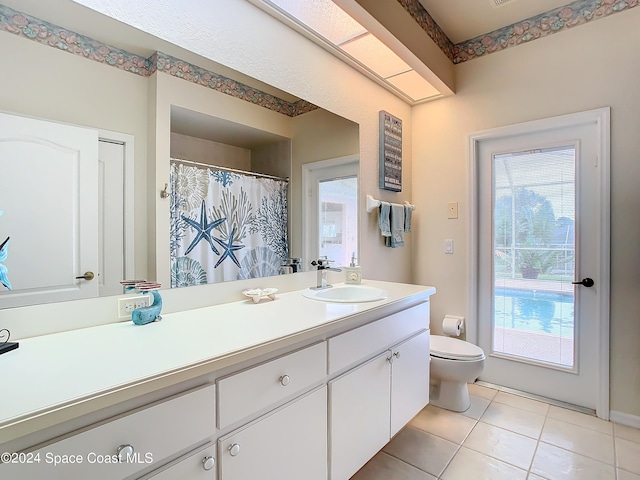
<box><xmin>386</xmin><ymin>203</ymin><xmax>405</xmax><ymax>248</ymax></box>
<box><xmin>404</xmin><ymin>204</ymin><xmax>413</xmax><ymax>232</ymax></box>
<box><xmin>378</xmin><ymin>201</ymin><xmax>391</xmax><ymax>238</ymax></box>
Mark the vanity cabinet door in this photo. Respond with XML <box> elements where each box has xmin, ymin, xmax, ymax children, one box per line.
<box><xmin>142</xmin><ymin>443</ymin><xmax>216</xmax><ymax>480</ymax></box>
<box><xmin>390</xmin><ymin>330</ymin><xmax>430</xmax><ymax>436</ymax></box>
<box><xmin>329</xmin><ymin>352</ymin><xmax>391</xmax><ymax>480</ymax></box>
<box><xmin>218</xmin><ymin>386</ymin><xmax>327</xmax><ymax>480</ymax></box>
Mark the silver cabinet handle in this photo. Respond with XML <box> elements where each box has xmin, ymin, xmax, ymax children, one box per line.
<box><xmin>394</xmin><ymin>351</ymin><xmax>401</xmax><ymax>360</ymax></box>
<box><xmin>202</xmin><ymin>455</ymin><xmax>216</xmax><ymax>471</ymax></box>
<box><xmin>279</xmin><ymin>374</ymin><xmax>291</xmax><ymax>386</ymax></box>
<box><xmin>116</xmin><ymin>444</ymin><xmax>134</xmax><ymax>462</ymax></box>
<box><xmin>386</xmin><ymin>349</ymin><xmax>394</xmax><ymax>364</ymax></box>
<box><xmin>228</xmin><ymin>443</ymin><xmax>240</xmax><ymax>457</ymax></box>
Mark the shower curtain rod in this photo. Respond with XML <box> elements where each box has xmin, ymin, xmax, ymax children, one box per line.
<box><xmin>170</xmin><ymin>158</ymin><xmax>289</xmax><ymax>182</ymax></box>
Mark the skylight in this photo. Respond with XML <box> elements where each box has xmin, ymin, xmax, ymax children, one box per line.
<box><xmin>259</xmin><ymin>0</ymin><xmax>441</xmax><ymax>104</ymax></box>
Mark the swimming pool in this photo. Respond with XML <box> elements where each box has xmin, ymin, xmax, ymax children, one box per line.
<box><xmin>494</xmin><ymin>288</ymin><xmax>574</xmax><ymax>338</ymax></box>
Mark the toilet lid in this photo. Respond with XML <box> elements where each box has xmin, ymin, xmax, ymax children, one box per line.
<box><xmin>430</xmin><ymin>335</ymin><xmax>485</xmax><ymax>361</ymax></box>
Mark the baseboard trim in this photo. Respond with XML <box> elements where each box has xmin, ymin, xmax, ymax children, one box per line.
<box><xmin>610</xmin><ymin>410</ymin><xmax>640</xmax><ymax>428</ymax></box>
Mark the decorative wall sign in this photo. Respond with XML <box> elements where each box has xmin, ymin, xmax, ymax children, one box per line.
<box><xmin>379</xmin><ymin>111</ymin><xmax>402</xmax><ymax>192</ymax></box>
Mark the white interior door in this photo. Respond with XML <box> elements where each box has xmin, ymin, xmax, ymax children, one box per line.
<box><xmin>0</xmin><ymin>111</ymin><xmax>99</xmax><ymax>307</ymax></box>
<box><xmin>98</xmin><ymin>139</ymin><xmax>125</xmax><ymax>296</ymax></box>
<box><xmin>472</xmin><ymin>109</ymin><xmax>609</xmax><ymax>415</ymax></box>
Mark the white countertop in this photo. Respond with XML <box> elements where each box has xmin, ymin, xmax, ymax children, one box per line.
<box><xmin>0</xmin><ymin>280</ymin><xmax>434</xmax><ymax>444</ymax></box>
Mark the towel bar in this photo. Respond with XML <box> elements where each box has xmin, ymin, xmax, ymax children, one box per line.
<box><xmin>365</xmin><ymin>194</ymin><xmax>415</xmax><ymax>213</ymax></box>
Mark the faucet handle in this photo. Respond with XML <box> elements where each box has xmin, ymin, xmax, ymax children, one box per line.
<box><xmin>312</xmin><ymin>258</ymin><xmax>336</xmax><ymax>268</ymax></box>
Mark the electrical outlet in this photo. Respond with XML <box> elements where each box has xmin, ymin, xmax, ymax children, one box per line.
<box><xmin>447</xmin><ymin>202</ymin><xmax>458</xmax><ymax>219</ymax></box>
<box><xmin>118</xmin><ymin>295</ymin><xmax>151</xmax><ymax>319</ymax></box>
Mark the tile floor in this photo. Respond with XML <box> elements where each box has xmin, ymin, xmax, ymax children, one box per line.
<box><xmin>350</xmin><ymin>383</ymin><xmax>640</xmax><ymax>480</ymax></box>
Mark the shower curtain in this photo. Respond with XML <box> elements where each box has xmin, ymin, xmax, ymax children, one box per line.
<box><xmin>170</xmin><ymin>160</ymin><xmax>288</xmax><ymax>287</ymax></box>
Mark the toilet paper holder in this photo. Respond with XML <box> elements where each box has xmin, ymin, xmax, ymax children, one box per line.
<box><xmin>443</xmin><ymin>315</ymin><xmax>465</xmax><ymax>336</ymax></box>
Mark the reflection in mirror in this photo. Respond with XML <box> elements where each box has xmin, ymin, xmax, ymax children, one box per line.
<box><xmin>0</xmin><ymin>0</ymin><xmax>359</xmax><ymax>307</ymax></box>
<box><xmin>169</xmin><ymin>109</ymin><xmax>293</xmax><ymax>287</ymax></box>
<box><xmin>169</xmin><ymin>158</ymin><xmax>289</xmax><ymax>287</ymax></box>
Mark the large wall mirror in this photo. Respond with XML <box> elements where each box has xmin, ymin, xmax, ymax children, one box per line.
<box><xmin>0</xmin><ymin>0</ymin><xmax>359</xmax><ymax>309</ymax></box>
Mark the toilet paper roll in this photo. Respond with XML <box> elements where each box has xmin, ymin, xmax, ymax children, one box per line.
<box><xmin>442</xmin><ymin>315</ymin><xmax>464</xmax><ymax>336</ymax></box>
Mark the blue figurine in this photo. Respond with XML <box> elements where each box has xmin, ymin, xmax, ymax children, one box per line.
<box><xmin>132</xmin><ymin>290</ymin><xmax>163</xmax><ymax>325</ymax></box>
<box><xmin>0</xmin><ymin>211</ymin><xmax>11</xmax><ymax>290</ymax></box>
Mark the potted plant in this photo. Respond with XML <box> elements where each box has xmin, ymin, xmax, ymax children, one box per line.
<box><xmin>496</xmin><ymin>188</ymin><xmax>559</xmax><ymax>280</ymax></box>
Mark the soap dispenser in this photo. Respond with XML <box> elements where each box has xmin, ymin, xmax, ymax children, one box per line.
<box><xmin>344</xmin><ymin>253</ymin><xmax>362</xmax><ymax>285</ymax></box>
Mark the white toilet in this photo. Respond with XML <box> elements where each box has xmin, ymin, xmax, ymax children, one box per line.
<box><xmin>429</xmin><ymin>335</ymin><xmax>485</xmax><ymax>412</ymax></box>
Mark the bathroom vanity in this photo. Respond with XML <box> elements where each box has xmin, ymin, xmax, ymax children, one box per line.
<box><xmin>0</xmin><ymin>281</ymin><xmax>435</xmax><ymax>480</ymax></box>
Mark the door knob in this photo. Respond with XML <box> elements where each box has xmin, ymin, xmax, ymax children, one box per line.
<box><xmin>572</xmin><ymin>277</ymin><xmax>594</xmax><ymax>287</ymax></box>
<box><xmin>75</xmin><ymin>271</ymin><xmax>95</xmax><ymax>281</ymax></box>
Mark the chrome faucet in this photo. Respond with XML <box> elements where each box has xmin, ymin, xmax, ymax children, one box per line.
<box><xmin>310</xmin><ymin>257</ymin><xmax>342</xmax><ymax>290</ymax></box>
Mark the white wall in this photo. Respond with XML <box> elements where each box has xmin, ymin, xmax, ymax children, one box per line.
<box><xmin>170</xmin><ymin>132</ymin><xmax>252</xmax><ymax>170</ymax></box>
<box><xmin>412</xmin><ymin>8</ymin><xmax>640</xmax><ymax>416</ymax></box>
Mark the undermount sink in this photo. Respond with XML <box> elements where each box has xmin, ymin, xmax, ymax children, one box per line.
<box><xmin>302</xmin><ymin>285</ymin><xmax>388</xmax><ymax>303</ymax></box>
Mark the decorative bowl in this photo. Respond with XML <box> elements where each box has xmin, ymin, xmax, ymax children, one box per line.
<box><xmin>242</xmin><ymin>287</ymin><xmax>278</xmax><ymax>303</ymax></box>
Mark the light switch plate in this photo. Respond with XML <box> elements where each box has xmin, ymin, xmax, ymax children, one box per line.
<box><xmin>445</xmin><ymin>239</ymin><xmax>454</xmax><ymax>254</ymax></box>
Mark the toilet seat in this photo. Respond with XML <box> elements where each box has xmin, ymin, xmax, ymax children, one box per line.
<box><xmin>430</xmin><ymin>335</ymin><xmax>485</xmax><ymax>361</ymax></box>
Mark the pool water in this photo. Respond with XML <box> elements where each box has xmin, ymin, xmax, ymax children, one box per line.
<box><xmin>494</xmin><ymin>288</ymin><xmax>574</xmax><ymax>338</ymax></box>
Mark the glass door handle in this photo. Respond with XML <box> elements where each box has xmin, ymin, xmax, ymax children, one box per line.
<box><xmin>572</xmin><ymin>278</ymin><xmax>594</xmax><ymax>287</ymax></box>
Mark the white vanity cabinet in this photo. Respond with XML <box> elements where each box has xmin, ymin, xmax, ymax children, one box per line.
<box><xmin>328</xmin><ymin>302</ymin><xmax>431</xmax><ymax>480</ymax></box>
<box><xmin>390</xmin><ymin>331</ymin><xmax>431</xmax><ymax>436</ymax></box>
<box><xmin>0</xmin><ymin>385</ymin><xmax>216</xmax><ymax>480</ymax></box>
<box><xmin>1</xmin><ymin>282</ymin><xmax>436</xmax><ymax>480</ymax></box>
<box><xmin>329</xmin><ymin>352</ymin><xmax>392</xmax><ymax>480</ymax></box>
<box><xmin>218</xmin><ymin>386</ymin><xmax>327</xmax><ymax>480</ymax></box>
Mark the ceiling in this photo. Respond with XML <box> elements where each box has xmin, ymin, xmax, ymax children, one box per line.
<box><xmin>417</xmin><ymin>0</ymin><xmax>574</xmax><ymax>43</ymax></box>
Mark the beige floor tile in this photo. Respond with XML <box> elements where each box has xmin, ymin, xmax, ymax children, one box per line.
<box><xmin>463</xmin><ymin>421</ymin><xmax>537</xmax><ymax>470</ymax></box>
<box><xmin>618</xmin><ymin>469</ymin><xmax>640</xmax><ymax>480</ymax></box>
<box><xmin>493</xmin><ymin>391</ymin><xmax>550</xmax><ymax>416</ymax></box>
<box><xmin>547</xmin><ymin>405</ymin><xmax>613</xmax><ymax>434</ymax></box>
<box><xmin>409</xmin><ymin>404</ymin><xmax>477</xmax><ymax>444</ymax></box>
<box><xmin>350</xmin><ymin>452</ymin><xmax>436</xmax><ymax>480</ymax></box>
<box><xmin>468</xmin><ymin>383</ymin><xmax>498</xmax><ymax>401</ymax></box>
<box><xmin>531</xmin><ymin>442</ymin><xmax>615</xmax><ymax>480</ymax></box>
<box><xmin>616</xmin><ymin>437</ymin><xmax>640</xmax><ymax>474</ymax></box>
<box><xmin>540</xmin><ymin>417</ymin><xmax>614</xmax><ymax>465</ymax></box>
<box><xmin>462</xmin><ymin>394</ymin><xmax>491</xmax><ymax>420</ymax></box>
<box><xmin>383</xmin><ymin>426</ymin><xmax>458</xmax><ymax>477</ymax></box>
<box><xmin>527</xmin><ymin>475</ymin><xmax>548</xmax><ymax>480</ymax></box>
<box><xmin>615</xmin><ymin>423</ymin><xmax>640</xmax><ymax>444</ymax></box>
<box><xmin>440</xmin><ymin>446</ymin><xmax>527</xmax><ymax>480</ymax></box>
<box><xmin>480</xmin><ymin>402</ymin><xmax>546</xmax><ymax>439</ymax></box>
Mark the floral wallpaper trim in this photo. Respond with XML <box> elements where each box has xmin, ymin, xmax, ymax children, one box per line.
<box><xmin>155</xmin><ymin>52</ymin><xmax>317</xmax><ymax>117</ymax></box>
<box><xmin>397</xmin><ymin>0</ymin><xmax>639</xmax><ymax>64</ymax></box>
<box><xmin>0</xmin><ymin>4</ymin><xmax>317</xmax><ymax>117</ymax></box>
<box><xmin>0</xmin><ymin>3</ymin><xmax>152</xmax><ymax>76</ymax></box>
<box><xmin>395</xmin><ymin>0</ymin><xmax>456</xmax><ymax>61</ymax></box>
<box><xmin>454</xmin><ymin>0</ymin><xmax>638</xmax><ymax>64</ymax></box>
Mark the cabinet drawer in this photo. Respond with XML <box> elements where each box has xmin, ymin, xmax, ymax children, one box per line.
<box><xmin>0</xmin><ymin>385</ymin><xmax>215</xmax><ymax>480</ymax></box>
<box><xmin>328</xmin><ymin>302</ymin><xmax>429</xmax><ymax>374</ymax></box>
<box><xmin>217</xmin><ymin>342</ymin><xmax>326</xmax><ymax>429</ymax></box>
